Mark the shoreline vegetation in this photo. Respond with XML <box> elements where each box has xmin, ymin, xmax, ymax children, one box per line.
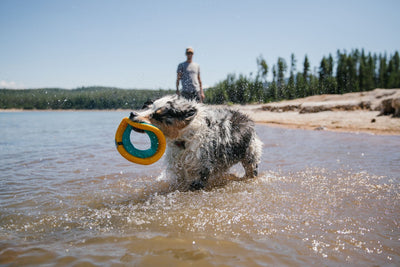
<box><xmin>0</xmin><ymin>87</ymin><xmax>175</xmax><ymax>110</ymax></box>
<box><xmin>1</xmin><ymin>49</ymin><xmax>399</xmax><ymax>134</ymax></box>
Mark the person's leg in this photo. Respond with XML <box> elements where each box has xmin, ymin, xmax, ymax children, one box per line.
<box><xmin>181</xmin><ymin>90</ymin><xmax>200</xmax><ymax>102</ymax></box>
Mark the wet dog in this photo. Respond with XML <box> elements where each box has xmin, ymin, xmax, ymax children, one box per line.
<box><xmin>130</xmin><ymin>95</ymin><xmax>262</xmax><ymax>190</ymax></box>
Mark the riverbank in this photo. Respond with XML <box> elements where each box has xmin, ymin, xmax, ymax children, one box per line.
<box><xmin>2</xmin><ymin>88</ymin><xmax>399</xmax><ymax>135</ymax></box>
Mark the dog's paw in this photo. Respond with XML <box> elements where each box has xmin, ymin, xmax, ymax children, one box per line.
<box><xmin>189</xmin><ymin>180</ymin><xmax>205</xmax><ymax>191</ymax></box>
<box><xmin>253</xmin><ymin>165</ymin><xmax>258</xmax><ymax>177</ymax></box>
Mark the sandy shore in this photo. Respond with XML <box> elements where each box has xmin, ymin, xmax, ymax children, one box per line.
<box><xmin>241</xmin><ymin>107</ymin><xmax>399</xmax><ymax>135</ymax></box>
<box><xmin>237</xmin><ymin>89</ymin><xmax>400</xmax><ymax>135</ymax></box>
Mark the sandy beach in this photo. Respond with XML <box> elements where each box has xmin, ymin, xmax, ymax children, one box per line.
<box><xmin>244</xmin><ymin>108</ymin><xmax>399</xmax><ymax>135</ymax></box>
<box><xmin>238</xmin><ymin>88</ymin><xmax>400</xmax><ymax>135</ymax></box>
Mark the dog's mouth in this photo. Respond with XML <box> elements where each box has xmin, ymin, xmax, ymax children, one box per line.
<box><xmin>132</xmin><ymin>127</ymin><xmax>145</xmax><ymax>134</ymax></box>
<box><xmin>129</xmin><ymin>112</ymin><xmax>148</xmax><ymax>133</ymax></box>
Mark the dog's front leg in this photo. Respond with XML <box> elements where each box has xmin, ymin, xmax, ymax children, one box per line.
<box><xmin>242</xmin><ymin>160</ymin><xmax>258</xmax><ymax>178</ymax></box>
<box><xmin>189</xmin><ymin>169</ymin><xmax>209</xmax><ymax>191</ymax></box>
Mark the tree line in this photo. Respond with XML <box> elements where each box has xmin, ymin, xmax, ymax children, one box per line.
<box><xmin>205</xmin><ymin>49</ymin><xmax>400</xmax><ymax>104</ymax></box>
<box><xmin>0</xmin><ymin>87</ymin><xmax>174</xmax><ymax>110</ymax></box>
<box><xmin>2</xmin><ymin>49</ymin><xmax>399</xmax><ymax>109</ymax></box>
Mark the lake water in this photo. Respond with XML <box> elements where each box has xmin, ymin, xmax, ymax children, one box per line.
<box><xmin>0</xmin><ymin>111</ymin><xmax>399</xmax><ymax>266</ymax></box>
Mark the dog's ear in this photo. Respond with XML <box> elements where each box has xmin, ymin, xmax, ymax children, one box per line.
<box><xmin>141</xmin><ymin>99</ymin><xmax>154</xmax><ymax>109</ymax></box>
<box><xmin>174</xmin><ymin>106</ymin><xmax>197</xmax><ymax>129</ymax></box>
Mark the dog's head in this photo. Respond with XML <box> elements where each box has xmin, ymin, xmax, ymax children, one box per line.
<box><xmin>130</xmin><ymin>95</ymin><xmax>198</xmax><ymax>139</ymax></box>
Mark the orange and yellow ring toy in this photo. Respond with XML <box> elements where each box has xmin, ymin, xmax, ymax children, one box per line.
<box><xmin>115</xmin><ymin>117</ymin><xmax>166</xmax><ymax>165</ymax></box>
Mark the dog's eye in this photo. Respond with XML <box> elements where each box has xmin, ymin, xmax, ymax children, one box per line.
<box><xmin>185</xmin><ymin>109</ymin><xmax>196</xmax><ymax>119</ymax></box>
<box><xmin>166</xmin><ymin>109</ymin><xmax>179</xmax><ymax>118</ymax></box>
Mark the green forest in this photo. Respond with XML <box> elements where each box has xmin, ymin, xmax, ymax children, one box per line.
<box><xmin>205</xmin><ymin>49</ymin><xmax>400</xmax><ymax>104</ymax></box>
<box><xmin>1</xmin><ymin>49</ymin><xmax>399</xmax><ymax>109</ymax></box>
<box><xmin>0</xmin><ymin>87</ymin><xmax>174</xmax><ymax>110</ymax></box>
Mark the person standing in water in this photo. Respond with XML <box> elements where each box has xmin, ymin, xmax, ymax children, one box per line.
<box><xmin>176</xmin><ymin>47</ymin><xmax>204</xmax><ymax>102</ymax></box>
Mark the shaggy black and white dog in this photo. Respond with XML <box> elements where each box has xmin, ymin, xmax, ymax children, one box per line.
<box><xmin>130</xmin><ymin>95</ymin><xmax>262</xmax><ymax>190</ymax></box>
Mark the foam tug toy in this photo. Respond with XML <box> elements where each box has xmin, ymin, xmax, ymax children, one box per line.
<box><xmin>115</xmin><ymin>117</ymin><xmax>166</xmax><ymax>165</ymax></box>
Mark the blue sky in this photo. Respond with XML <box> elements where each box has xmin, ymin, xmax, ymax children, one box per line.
<box><xmin>0</xmin><ymin>0</ymin><xmax>399</xmax><ymax>89</ymax></box>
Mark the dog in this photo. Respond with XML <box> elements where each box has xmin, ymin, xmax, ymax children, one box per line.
<box><xmin>129</xmin><ymin>95</ymin><xmax>262</xmax><ymax>190</ymax></box>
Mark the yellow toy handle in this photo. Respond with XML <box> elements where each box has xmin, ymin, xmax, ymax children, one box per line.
<box><xmin>115</xmin><ymin>118</ymin><xmax>166</xmax><ymax>165</ymax></box>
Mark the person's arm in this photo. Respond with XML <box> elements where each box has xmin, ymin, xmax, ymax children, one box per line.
<box><xmin>176</xmin><ymin>72</ymin><xmax>182</xmax><ymax>96</ymax></box>
<box><xmin>198</xmin><ymin>72</ymin><xmax>204</xmax><ymax>102</ymax></box>
<box><xmin>176</xmin><ymin>63</ymin><xmax>182</xmax><ymax>96</ymax></box>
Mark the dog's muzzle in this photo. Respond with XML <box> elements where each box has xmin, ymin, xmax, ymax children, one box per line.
<box><xmin>129</xmin><ymin>112</ymin><xmax>145</xmax><ymax>133</ymax></box>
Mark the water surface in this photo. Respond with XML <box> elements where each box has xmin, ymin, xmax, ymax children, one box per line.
<box><xmin>0</xmin><ymin>111</ymin><xmax>399</xmax><ymax>266</ymax></box>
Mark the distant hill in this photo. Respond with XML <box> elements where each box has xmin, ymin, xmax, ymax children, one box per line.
<box><xmin>0</xmin><ymin>87</ymin><xmax>174</xmax><ymax>110</ymax></box>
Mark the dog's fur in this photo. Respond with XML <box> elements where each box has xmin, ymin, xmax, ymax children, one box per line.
<box><xmin>130</xmin><ymin>95</ymin><xmax>262</xmax><ymax>190</ymax></box>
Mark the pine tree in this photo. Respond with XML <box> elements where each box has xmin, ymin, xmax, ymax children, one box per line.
<box><xmin>303</xmin><ymin>55</ymin><xmax>310</xmax><ymax>81</ymax></box>
<box><xmin>327</xmin><ymin>54</ymin><xmax>334</xmax><ymax>76</ymax></box>
<box><xmin>327</xmin><ymin>54</ymin><xmax>337</xmax><ymax>94</ymax></box>
<box><xmin>347</xmin><ymin>51</ymin><xmax>359</xmax><ymax>92</ymax></box>
<box><xmin>378</xmin><ymin>54</ymin><xmax>388</xmax><ymax>88</ymax></box>
<box><xmin>271</xmin><ymin>65</ymin><xmax>278</xmax><ymax>100</ymax></box>
<box><xmin>277</xmin><ymin>57</ymin><xmax>287</xmax><ymax>99</ymax></box>
<box><xmin>365</xmin><ymin>52</ymin><xmax>376</xmax><ymax>90</ymax></box>
<box><xmin>336</xmin><ymin>50</ymin><xmax>359</xmax><ymax>93</ymax></box>
<box><xmin>287</xmin><ymin>53</ymin><xmax>296</xmax><ymax>99</ymax></box>
<box><xmin>251</xmin><ymin>78</ymin><xmax>264</xmax><ymax>103</ymax></box>
<box><xmin>336</xmin><ymin>50</ymin><xmax>347</xmax><ymax>94</ymax></box>
<box><xmin>295</xmin><ymin>73</ymin><xmax>305</xmax><ymax>98</ymax></box>
<box><xmin>302</xmin><ymin>55</ymin><xmax>310</xmax><ymax>96</ymax></box>
<box><xmin>235</xmin><ymin>74</ymin><xmax>251</xmax><ymax>104</ymax></box>
<box><xmin>225</xmin><ymin>74</ymin><xmax>237</xmax><ymax>103</ymax></box>
<box><xmin>373</xmin><ymin>53</ymin><xmax>379</xmax><ymax>88</ymax></box>
<box><xmin>387</xmin><ymin>51</ymin><xmax>400</xmax><ymax>88</ymax></box>
<box><xmin>309</xmin><ymin>73</ymin><xmax>319</xmax><ymax>96</ymax></box>
<box><xmin>256</xmin><ymin>55</ymin><xmax>269</xmax><ymax>102</ymax></box>
<box><xmin>395</xmin><ymin>51</ymin><xmax>400</xmax><ymax>87</ymax></box>
<box><xmin>206</xmin><ymin>80</ymin><xmax>228</xmax><ymax>104</ymax></box>
<box><xmin>256</xmin><ymin>55</ymin><xmax>269</xmax><ymax>82</ymax></box>
<box><xmin>319</xmin><ymin>57</ymin><xmax>329</xmax><ymax>94</ymax></box>
<box><xmin>359</xmin><ymin>49</ymin><xmax>368</xmax><ymax>91</ymax></box>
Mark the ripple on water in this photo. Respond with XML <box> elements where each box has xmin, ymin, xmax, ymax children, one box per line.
<box><xmin>1</xmin><ymin>168</ymin><xmax>399</xmax><ymax>266</ymax></box>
